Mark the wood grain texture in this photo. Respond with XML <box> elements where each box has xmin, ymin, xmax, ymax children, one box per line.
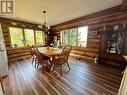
<box><xmin>121</xmin><ymin>0</ymin><xmax>127</xmax><ymax>11</ymax></box>
<box><xmin>0</xmin><ymin>19</ymin><xmax>54</xmax><ymax>63</ymax></box>
<box><xmin>51</xmin><ymin>5</ymin><xmax>121</xmax><ymax>30</ymax></box>
<box><xmin>2</xmin><ymin>57</ymin><xmax>123</xmax><ymax>95</ymax></box>
<box><xmin>6</xmin><ymin>47</ymin><xmax>32</xmax><ymax>63</ymax></box>
<box><xmin>51</xmin><ymin>5</ymin><xmax>127</xmax><ymax>66</ymax></box>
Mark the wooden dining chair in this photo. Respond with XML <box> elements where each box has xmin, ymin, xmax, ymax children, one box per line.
<box><xmin>52</xmin><ymin>45</ymin><xmax>72</xmax><ymax>76</ymax></box>
<box><xmin>33</xmin><ymin>47</ymin><xmax>52</xmax><ymax>70</ymax></box>
<box><xmin>27</xmin><ymin>44</ymin><xmax>37</xmax><ymax>65</ymax></box>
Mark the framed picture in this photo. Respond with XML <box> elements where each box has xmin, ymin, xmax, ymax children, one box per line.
<box><xmin>90</xmin><ymin>31</ymin><xmax>98</xmax><ymax>36</ymax></box>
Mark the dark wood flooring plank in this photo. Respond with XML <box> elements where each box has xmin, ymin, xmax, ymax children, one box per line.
<box><xmin>3</xmin><ymin>57</ymin><xmax>122</xmax><ymax>95</ymax></box>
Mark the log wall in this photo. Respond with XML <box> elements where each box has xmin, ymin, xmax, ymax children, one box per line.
<box><xmin>51</xmin><ymin>5</ymin><xmax>127</xmax><ymax>66</ymax></box>
<box><xmin>1</xmin><ymin>4</ymin><xmax>127</xmax><ymax>67</ymax></box>
<box><xmin>0</xmin><ymin>18</ymin><xmax>53</xmax><ymax>63</ymax></box>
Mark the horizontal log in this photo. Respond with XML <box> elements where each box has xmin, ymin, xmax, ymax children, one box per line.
<box><xmin>8</xmin><ymin>52</ymin><xmax>31</xmax><ymax>59</ymax></box>
<box><xmin>5</xmin><ymin>45</ymin><xmax>10</xmax><ymax>48</ymax></box>
<box><xmin>3</xmin><ymin>35</ymin><xmax>9</xmax><ymax>38</ymax></box>
<box><xmin>72</xmin><ymin>46</ymin><xmax>99</xmax><ymax>53</ymax></box>
<box><xmin>71</xmin><ymin>50</ymin><xmax>97</xmax><ymax>58</ymax></box>
<box><xmin>55</xmin><ymin>32</ymin><xmax>60</xmax><ymax>34</ymax></box>
<box><xmin>88</xmin><ymin>35</ymin><xmax>101</xmax><ymax>39</ymax></box>
<box><xmin>7</xmin><ymin>50</ymin><xmax>30</xmax><ymax>55</ymax></box>
<box><xmin>5</xmin><ymin>40</ymin><xmax>11</xmax><ymax>43</ymax></box>
<box><xmin>8</xmin><ymin>55</ymin><xmax>32</xmax><ymax>63</ymax></box>
<box><xmin>52</xmin><ymin>12</ymin><xmax>127</xmax><ymax>30</ymax></box>
<box><xmin>87</xmin><ymin>39</ymin><xmax>100</xmax><ymax>44</ymax></box>
<box><xmin>87</xmin><ymin>44</ymin><xmax>100</xmax><ymax>49</ymax></box>
<box><xmin>52</xmin><ymin>6</ymin><xmax>122</xmax><ymax>29</ymax></box>
<box><xmin>70</xmin><ymin>53</ymin><xmax>94</xmax><ymax>62</ymax></box>
<box><xmin>4</xmin><ymin>38</ymin><xmax>10</xmax><ymax>41</ymax></box>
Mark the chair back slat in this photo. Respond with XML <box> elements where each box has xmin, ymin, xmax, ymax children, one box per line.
<box><xmin>62</xmin><ymin>45</ymin><xmax>72</xmax><ymax>53</ymax></box>
<box><xmin>33</xmin><ymin>47</ymin><xmax>50</xmax><ymax>64</ymax></box>
<box><xmin>27</xmin><ymin>44</ymin><xmax>34</xmax><ymax>56</ymax></box>
<box><xmin>60</xmin><ymin>45</ymin><xmax>72</xmax><ymax>63</ymax></box>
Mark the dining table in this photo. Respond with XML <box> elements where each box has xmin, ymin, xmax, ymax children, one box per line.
<box><xmin>38</xmin><ymin>47</ymin><xmax>62</xmax><ymax>57</ymax></box>
<box><xmin>38</xmin><ymin>47</ymin><xmax>63</xmax><ymax>71</ymax></box>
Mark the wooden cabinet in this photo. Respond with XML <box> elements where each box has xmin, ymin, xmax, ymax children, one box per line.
<box><xmin>99</xmin><ymin>53</ymin><xmax>126</xmax><ymax>67</ymax></box>
<box><xmin>99</xmin><ymin>27</ymin><xmax>127</xmax><ymax>67</ymax></box>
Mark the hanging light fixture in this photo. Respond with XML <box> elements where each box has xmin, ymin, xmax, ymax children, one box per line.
<box><xmin>42</xmin><ymin>11</ymin><xmax>50</xmax><ymax>33</ymax></box>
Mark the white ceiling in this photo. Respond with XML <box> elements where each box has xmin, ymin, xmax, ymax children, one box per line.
<box><xmin>1</xmin><ymin>0</ymin><xmax>122</xmax><ymax>25</ymax></box>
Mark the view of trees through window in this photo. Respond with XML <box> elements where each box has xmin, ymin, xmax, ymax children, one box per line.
<box><xmin>35</xmin><ymin>30</ymin><xmax>44</xmax><ymax>45</ymax></box>
<box><xmin>78</xmin><ymin>26</ymin><xmax>88</xmax><ymax>47</ymax></box>
<box><xmin>69</xmin><ymin>28</ymin><xmax>77</xmax><ymax>46</ymax></box>
<box><xmin>61</xmin><ymin>26</ymin><xmax>88</xmax><ymax>47</ymax></box>
<box><xmin>9</xmin><ymin>27</ymin><xmax>44</xmax><ymax>48</ymax></box>
<box><xmin>24</xmin><ymin>29</ymin><xmax>35</xmax><ymax>46</ymax></box>
<box><xmin>62</xmin><ymin>30</ymin><xmax>69</xmax><ymax>44</ymax></box>
<box><xmin>9</xmin><ymin>27</ymin><xmax>24</xmax><ymax>47</ymax></box>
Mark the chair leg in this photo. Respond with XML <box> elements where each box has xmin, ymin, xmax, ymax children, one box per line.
<box><xmin>67</xmin><ymin>62</ymin><xmax>70</xmax><ymax>70</ymax></box>
<box><xmin>60</xmin><ymin>65</ymin><xmax>62</xmax><ymax>76</ymax></box>
<box><xmin>32</xmin><ymin>58</ymin><xmax>34</xmax><ymax>64</ymax></box>
<box><xmin>49</xmin><ymin>60</ymin><xmax>55</xmax><ymax>72</ymax></box>
<box><xmin>35</xmin><ymin>59</ymin><xmax>38</xmax><ymax>68</ymax></box>
<box><xmin>37</xmin><ymin>62</ymin><xmax>39</xmax><ymax>69</ymax></box>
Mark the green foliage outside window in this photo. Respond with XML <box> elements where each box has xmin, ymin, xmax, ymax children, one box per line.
<box><xmin>24</xmin><ymin>29</ymin><xmax>35</xmax><ymax>46</ymax></box>
<box><xmin>9</xmin><ymin>27</ymin><xmax>24</xmax><ymax>48</ymax></box>
<box><xmin>61</xmin><ymin>26</ymin><xmax>88</xmax><ymax>47</ymax></box>
<box><xmin>35</xmin><ymin>30</ymin><xmax>44</xmax><ymax>45</ymax></box>
<box><xmin>9</xmin><ymin>27</ymin><xmax>44</xmax><ymax>48</ymax></box>
<box><xmin>69</xmin><ymin>28</ymin><xmax>77</xmax><ymax>46</ymax></box>
<box><xmin>63</xmin><ymin>30</ymin><xmax>68</xmax><ymax>44</ymax></box>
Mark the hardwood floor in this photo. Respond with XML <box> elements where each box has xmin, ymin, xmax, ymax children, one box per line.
<box><xmin>3</xmin><ymin>57</ymin><xmax>122</xmax><ymax>95</ymax></box>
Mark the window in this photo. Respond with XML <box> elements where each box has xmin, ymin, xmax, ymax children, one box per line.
<box><xmin>62</xmin><ymin>30</ymin><xmax>69</xmax><ymax>44</ymax></box>
<box><xmin>24</xmin><ymin>29</ymin><xmax>35</xmax><ymax>46</ymax></box>
<box><xmin>35</xmin><ymin>30</ymin><xmax>44</xmax><ymax>45</ymax></box>
<box><xmin>9</xmin><ymin>27</ymin><xmax>24</xmax><ymax>48</ymax></box>
<box><xmin>61</xmin><ymin>26</ymin><xmax>88</xmax><ymax>47</ymax></box>
<box><xmin>78</xmin><ymin>26</ymin><xmax>88</xmax><ymax>47</ymax></box>
<box><xmin>69</xmin><ymin>28</ymin><xmax>77</xmax><ymax>46</ymax></box>
<box><xmin>9</xmin><ymin>27</ymin><xmax>45</xmax><ymax>48</ymax></box>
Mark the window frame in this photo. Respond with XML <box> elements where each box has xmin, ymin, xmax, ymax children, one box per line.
<box><xmin>9</xmin><ymin>27</ymin><xmax>25</xmax><ymax>48</ymax></box>
<box><xmin>60</xmin><ymin>26</ymin><xmax>88</xmax><ymax>47</ymax></box>
<box><xmin>9</xmin><ymin>26</ymin><xmax>45</xmax><ymax>48</ymax></box>
<box><xmin>24</xmin><ymin>28</ymin><xmax>35</xmax><ymax>46</ymax></box>
<box><xmin>35</xmin><ymin>30</ymin><xmax>45</xmax><ymax>46</ymax></box>
<box><xmin>77</xmin><ymin>26</ymin><xmax>88</xmax><ymax>47</ymax></box>
<box><xmin>69</xmin><ymin>28</ymin><xmax>78</xmax><ymax>46</ymax></box>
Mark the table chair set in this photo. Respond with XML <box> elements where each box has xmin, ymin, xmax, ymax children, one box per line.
<box><xmin>27</xmin><ymin>45</ymin><xmax>72</xmax><ymax>76</ymax></box>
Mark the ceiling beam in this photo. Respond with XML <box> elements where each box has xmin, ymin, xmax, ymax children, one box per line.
<box><xmin>121</xmin><ymin>0</ymin><xmax>127</xmax><ymax>11</ymax></box>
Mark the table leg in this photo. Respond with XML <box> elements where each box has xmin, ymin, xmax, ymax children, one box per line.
<box><xmin>50</xmin><ymin>56</ymin><xmax>56</xmax><ymax>72</ymax></box>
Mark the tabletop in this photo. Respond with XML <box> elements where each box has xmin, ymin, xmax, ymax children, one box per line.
<box><xmin>38</xmin><ymin>47</ymin><xmax>62</xmax><ymax>57</ymax></box>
